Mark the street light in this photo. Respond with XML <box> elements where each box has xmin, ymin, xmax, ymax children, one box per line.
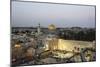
<box><xmin>14</xmin><ymin>44</ymin><xmax>21</xmax><ymax>48</ymax></box>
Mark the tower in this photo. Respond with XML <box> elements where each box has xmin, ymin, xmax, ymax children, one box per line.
<box><xmin>37</xmin><ymin>23</ymin><xmax>41</xmax><ymax>35</ymax></box>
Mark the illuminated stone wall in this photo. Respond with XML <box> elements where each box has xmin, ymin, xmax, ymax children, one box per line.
<box><xmin>44</xmin><ymin>38</ymin><xmax>58</xmax><ymax>50</ymax></box>
<box><xmin>58</xmin><ymin>39</ymin><xmax>94</xmax><ymax>52</ymax></box>
<box><xmin>44</xmin><ymin>38</ymin><xmax>94</xmax><ymax>52</ymax></box>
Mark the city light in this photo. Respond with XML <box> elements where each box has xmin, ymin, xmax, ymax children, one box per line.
<box><xmin>14</xmin><ymin>44</ymin><xmax>21</xmax><ymax>48</ymax></box>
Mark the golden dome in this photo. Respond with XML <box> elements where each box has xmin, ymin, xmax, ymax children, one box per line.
<box><xmin>48</xmin><ymin>24</ymin><xmax>56</xmax><ymax>30</ymax></box>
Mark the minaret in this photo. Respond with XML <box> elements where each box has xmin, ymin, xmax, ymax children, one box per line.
<box><xmin>37</xmin><ymin>23</ymin><xmax>41</xmax><ymax>35</ymax></box>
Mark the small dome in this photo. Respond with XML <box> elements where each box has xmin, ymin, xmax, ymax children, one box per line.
<box><xmin>48</xmin><ymin>24</ymin><xmax>56</xmax><ymax>30</ymax></box>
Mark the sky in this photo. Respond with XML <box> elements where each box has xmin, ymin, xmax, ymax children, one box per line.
<box><xmin>11</xmin><ymin>1</ymin><xmax>95</xmax><ymax>28</ymax></box>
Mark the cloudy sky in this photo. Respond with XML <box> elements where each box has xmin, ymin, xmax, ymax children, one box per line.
<box><xmin>11</xmin><ymin>1</ymin><xmax>95</xmax><ymax>28</ymax></box>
